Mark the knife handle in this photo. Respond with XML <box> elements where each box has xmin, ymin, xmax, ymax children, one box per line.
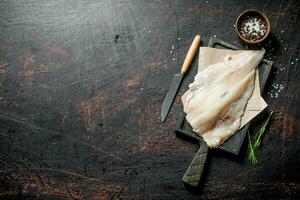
<box><xmin>182</xmin><ymin>140</ymin><xmax>208</xmax><ymax>187</ymax></box>
<box><xmin>181</xmin><ymin>35</ymin><xmax>201</xmax><ymax>74</ymax></box>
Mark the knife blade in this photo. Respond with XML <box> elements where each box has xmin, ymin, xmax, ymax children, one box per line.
<box><xmin>161</xmin><ymin>35</ymin><xmax>201</xmax><ymax>122</ymax></box>
<box><xmin>161</xmin><ymin>73</ymin><xmax>184</xmax><ymax>121</ymax></box>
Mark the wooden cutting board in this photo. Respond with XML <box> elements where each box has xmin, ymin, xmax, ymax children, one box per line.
<box><xmin>175</xmin><ymin>37</ymin><xmax>273</xmax><ymax>187</ymax></box>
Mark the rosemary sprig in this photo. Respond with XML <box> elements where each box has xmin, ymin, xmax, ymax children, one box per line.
<box><xmin>252</xmin><ymin>111</ymin><xmax>273</xmax><ymax>150</ymax></box>
<box><xmin>247</xmin><ymin>111</ymin><xmax>273</xmax><ymax>165</ymax></box>
<box><xmin>247</xmin><ymin>131</ymin><xmax>258</xmax><ymax>165</ymax></box>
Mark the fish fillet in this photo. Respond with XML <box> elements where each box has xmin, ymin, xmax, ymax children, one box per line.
<box><xmin>182</xmin><ymin>47</ymin><xmax>265</xmax><ymax>148</ymax></box>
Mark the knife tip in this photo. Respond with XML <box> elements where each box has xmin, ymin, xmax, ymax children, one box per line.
<box><xmin>161</xmin><ymin>114</ymin><xmax>166</xmax><ymax>122</ymax></box>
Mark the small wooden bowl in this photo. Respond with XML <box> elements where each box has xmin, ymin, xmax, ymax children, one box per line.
<box><xmin>235</xmin><ymin>10</ymin><xmax>271</xmax><ymax>44</ymax></box>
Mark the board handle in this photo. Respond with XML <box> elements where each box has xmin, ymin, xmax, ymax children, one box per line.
<box><xmin>181</xmin><ymin>35</ymin><xmax>201</xmax><ymax>74</ymax></box>
<box><xmin>182</xmin><ymin>141</ymin><xmax>208</xmax><ymax>187</ymax></box>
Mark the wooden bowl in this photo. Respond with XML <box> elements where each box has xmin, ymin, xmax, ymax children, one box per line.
<box><xmin>235</xmin><ymin>10</ymin><xmax>271</xmax><ymax>44</ymax></box>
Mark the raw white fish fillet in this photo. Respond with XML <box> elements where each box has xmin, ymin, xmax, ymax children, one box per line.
<box><xmin>182</xmin><ymin>47</ymin><xmax>265</xmax><ymax>148</ymax></box>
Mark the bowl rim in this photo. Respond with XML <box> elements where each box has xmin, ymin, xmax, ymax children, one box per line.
<box><xmin>235</xmin><ymin>9</ymin><xmax>271</xmax><ymax>44</ymax></box>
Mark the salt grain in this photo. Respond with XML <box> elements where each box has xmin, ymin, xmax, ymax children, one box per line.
<box><xmin>177</xmin><ymin>37</ymin><xmax>181</xmax><ymax>40</ymax></box>
<box><xmin>148</xmin><ymin>30</ymin><xmax>151</xmax><ymax>33</ymax></box>
<box><xmin>291</xmin><ymin>62</ymin><xmax>294</xmax><ymax>65</ymax></box>
<box><xmin>214</xmin><ymin>35</ymin><xmax>217</xmax><ymax>38</ymax></box>
<box><xmin>172</xmin><ymin>45</ymin><xmax>175</xmax><ymax>50</ymax></box>
<box><xmin>269</xmin><ymin>83</ymin><xmax>284</xmax><ymax>98</ymax></box>
<box><xmin>172</xmin><ymin>58</ymin><xmax>175</xmax><ymax>61</ymax></box>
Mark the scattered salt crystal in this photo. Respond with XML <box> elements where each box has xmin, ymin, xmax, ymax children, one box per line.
<box><xmin>284</xmin><ymin>48</ymin><xmax>287</xmax><ymax>51</ymax></box>
<box><xmin>233</xmin><ymin>24</ymin><xmax>236</xmax><ymax>27</ymax></box>
<box><xmin>214</xmin><ymin>35</ymin><xmax>217</xmax><ymax>38</ymax></box>
<box><xmin>172</xmin><ymin>58</ymin><xmax>175</xmax><ymax>61</ymax></box>
<box><xmin>233</xmin><ymin>41</ymin><xmax>237</xmax><ymax>44</ymax></box>
<box><xmin>148</xmin><ymin>30</ymin><xmax>151</xmax><ymax>33</ymax></box>
<box><xmin>282</xmin><ymin>30</ymin><xmax>284</xmax><ymax>33</ymax></box>
<box><xmin>140</xmin><ymin>88</ymin><xmax>144</xmax><ymax>91</ymax></box>
<box><xmin>143</xmin><ymin>28</ymin><xmax>146</xmax><ymax>31</ymax></box>
<box><xmin>269</xmin><ymin>83</ymin><xmax>284</xmax><ymax>98</ymax></box>
<box><xmin>172</xmin><ymin>45</ymin><xmax>175</xmax><ymax>50</ymax></box>
<box><xmin>170</xmin><ymin>51</ymin><xmax>173</xmax><ymax>54</ymax></box>
<box><xmin>291</xmin><ymin>62</ymin><xmax>294</xmax><ymax>65</ymax></box>
<box><xmin>296</xmin><ymin>58</ymin><xmax>299</xmax><ymax>61</ymax></box>
<box><xmin>177</xmin><ymin>37</ymin><xmax>181</xmax><ymax>40</ymax></box>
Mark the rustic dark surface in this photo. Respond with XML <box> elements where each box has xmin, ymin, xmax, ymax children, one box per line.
<box><xmin>0</xmin><ymin>0</ymin><xmax>299</xmax><ymax>199</ymax></box>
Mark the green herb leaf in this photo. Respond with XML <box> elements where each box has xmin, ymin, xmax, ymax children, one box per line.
<box><xmin>247</xmin><ymin>111</ymin><xmax>273</xmax><ymax>166</ymax></box>
<box><xmin>247</xmin><ymin>131</ymin><xmax>258</xmax><ymax>165</ymax></box>
<box><xmin>252</xmin><ymin>111</ymin><xmax>273</xmax><ymax>150</ymax></box>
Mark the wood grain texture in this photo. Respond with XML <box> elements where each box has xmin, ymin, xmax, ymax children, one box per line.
<box><xmin>0</xmin><ymin>0</ymin><xmax>299</xmax><ymax>199</ymax></box>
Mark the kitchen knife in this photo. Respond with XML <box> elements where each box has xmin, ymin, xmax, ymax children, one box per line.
<box><xmin>161</xmin><ymin>35</ymin><xmax>201</xmax><ymax>122</ymax></box>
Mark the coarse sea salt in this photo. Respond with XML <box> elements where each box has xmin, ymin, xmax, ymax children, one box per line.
<box><xmin>268</xmin><ymin>83</ymin><xmax>284</xmax><ymax>98</ymax></box>
<box><xmin>238</xmin><ymin>16</ymin><xmax>267</xmax><ymax>41</ymax></box>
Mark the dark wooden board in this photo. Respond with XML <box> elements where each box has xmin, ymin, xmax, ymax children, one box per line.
<box><xmin>176</xmin><ymin>37</ymin><xmax>273</xmax><ymax>155</ymax></box>
<box><xmin>0</xmin><ymin>0</ymin><xmax>299</xmax><ymax>199</ymax></box>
